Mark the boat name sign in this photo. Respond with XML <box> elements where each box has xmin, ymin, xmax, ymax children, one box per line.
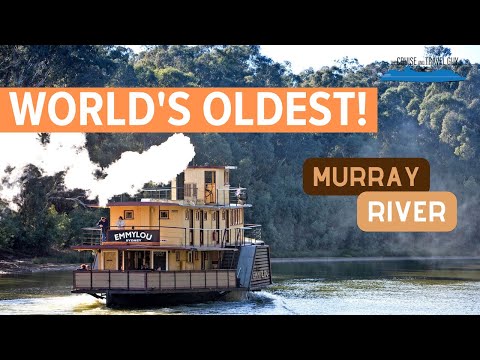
<box><xmin>108</xmin><ymin>230</ymin><xmax>159</xmax><ymax>242</ymax></box>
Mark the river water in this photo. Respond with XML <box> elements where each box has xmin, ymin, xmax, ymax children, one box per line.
<box><xmin>1</xmin><ymin>258</ymin><xmax>479</xmax><ymax>315</ymax></box>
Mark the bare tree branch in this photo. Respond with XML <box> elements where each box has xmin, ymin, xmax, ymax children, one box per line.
<box><xmin>48</xmin><ymin>196</ymin><xmax>90</xmax><ymax>209</ymax></box>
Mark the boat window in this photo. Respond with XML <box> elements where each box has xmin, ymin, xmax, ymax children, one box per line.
<box><xmin>231</xmin><ymin>209</ymin><xmax>241</xmax><ymax>225</ymax></box>
<box><xmin>187</xmin><ymin>251</ymin><xmax>193</xmax><ymax>263</ymax></box>
<box><xmin>125</xmin><ymin>250</ymin><xmax>151</xmax><ymax>270</ymax></box>
<box><xmin>205</xmin><ymin>171</ymin><xmax>216</xmax><ymax>184</ymax></box>
<box><xmin>224</xmin><ymin>170</ymin><xmax>229</xmax><ymax>185</ymax></box>
<box><xmin>185</xmin><ymin>183</ymin><xmax>195</xmax><ymax>197</ymax></box>
<box><xmin>124</xmin><ymin>210</ymin><xmax>134</xmax><ymax>220</ymax></box>
<box><xmin>159</xmin><ymin>210</ymin><xmax>169</xmax><ymax>219</ymax></box>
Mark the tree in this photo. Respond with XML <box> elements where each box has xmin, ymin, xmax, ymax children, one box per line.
<box><xmin>0</xmin><ymin>45</ymin><xmax>136</xmax><ymax>87</ymax></box>
<box><xmin>425</xmin><ymin>45</ymin><xmax>452</xmax><ymax>58</ymax></box>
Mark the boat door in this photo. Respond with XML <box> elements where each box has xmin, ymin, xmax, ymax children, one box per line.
<box><xmin>215</xmin><ymin>210</ymin><xmax>220</xmax><ymax>244</ymax></box>
<box><xmin>176</xmin><ymin>172</ymin><xmax>185</xmax><ymax>200</ymax></box>
<box><xmin>225</xmin><ymin>209</ymin><xmax>230</xmax><ymax>244</ymax></box>
<box><xmin>126</xmin><ymin>251</ymin><xmax>151</xmax><ymax>270</ymax></box>
<box><xmin>153</xmin><ymin>251</ymin><xmax>167</xmax><ymax>271</ymax></box>
<box><xmin>189</xmin><ymin>209</ymin><xmax>194</xmax><ymax>245</ymax></box>
<box><xmin>200</xmin><ymin>210</ymin><xmax>204</xmax><ymax>246</ymax></box>
<box><xmin>204</xmin><ymin>171</ymin><xmax>216</xmax><ymax>204</ymax></box>
<box><xmin>103</xmin><ymin>251</ymin><xmax>117</xmax><ymax>270</ymax></box>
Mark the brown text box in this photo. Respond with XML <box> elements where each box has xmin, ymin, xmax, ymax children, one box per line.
<box><xmin>357</xmin><ymin>191</ymin><xmax>457</xmax><ymax>232</ymax></box>
<box><xmin>303</xmin><ymin>158</ymin><xmax>430</xmax><ymax>195</ymax></box>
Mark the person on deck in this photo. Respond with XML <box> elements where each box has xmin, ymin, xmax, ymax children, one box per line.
<box><xmin>116</xmin><ymin>216</ymin><xmax>125</xmax><ymax>229</ymax></box>
<box><xmin>96</xmin><ymin>216</ymin><xmax>109</xmax><ymax>242</ymax></box>
<box><xmin>235</xmin><ymin>188</ymin><xmax>244</xmax><ymax>205</ymax></box>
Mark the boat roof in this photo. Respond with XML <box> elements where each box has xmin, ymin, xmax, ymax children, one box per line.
<box><xmin>106</xmin><ymin>201</ymin><xmax>251</xmax><ymax>208</ymax></box>
<box><xmin>187</xmin><ymin>165</ymin><xmax>237</xmax><ymax>169</ymax></box>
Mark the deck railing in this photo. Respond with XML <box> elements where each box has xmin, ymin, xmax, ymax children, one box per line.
<box><xmin>73</xmin><ymin>269</ymin><xmax>237</xmax><ymax>292</ymax></box>
<box><xmin>107</xmin><ymin>186</ymin><xmax>247</xmax><ymax>207</ymax></box>
<box><xmin>109</xmin><ymin>186</ymin><xmax>198</xmax><ymax>204</ymax></box>
<box><xmin>81</xmin><ymin>227</ymin><xmax>102</xmax><ymax>245</ymax></box>
<box><xmin>217</xmin><ymin>187</ymin><xmax>248</xmax><ymax>206</ymax></box>
<box><xmin>80</xmin><ymin>224</ymin><xmax>262</xmax><ymax>247</ymax></box>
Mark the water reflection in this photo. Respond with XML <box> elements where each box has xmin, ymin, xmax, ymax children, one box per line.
<box><xmin>1</xmin><ymin>258</ymin><xmax>479</xmax><ymax>314</ymax></box>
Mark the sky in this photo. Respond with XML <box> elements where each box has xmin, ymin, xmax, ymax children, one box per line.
<box><xmin>126</xmin><ymin>45</ymin><xmax>480</xmax><ymax>73</ymax></box>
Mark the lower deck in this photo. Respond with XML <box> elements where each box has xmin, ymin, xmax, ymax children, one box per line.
<box><xmin>86</xmin><ymin>248</ymin><xmax>237</xmax><ymax>272</ymax></box>
<box><xmin>72</xmin><ymin>245</ymin><xmax>272</xmax><ymax>298</ymax></box>
<box><xmin>73</xmin><ymin>269</ymin><xmax>237</xmax><ymax>293</ymax></box>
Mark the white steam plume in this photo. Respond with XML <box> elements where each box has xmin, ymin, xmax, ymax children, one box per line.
<box><xmin>0</xmin><ymin>133</ymin><xmax>195</xmax><ymax>209</ymax></box>
<box><xmin>85</xmin><ymin>134</ymin><xmax>195</xmax><ymax>206</ymax></box>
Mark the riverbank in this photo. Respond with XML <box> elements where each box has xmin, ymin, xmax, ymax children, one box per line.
<box><xmin>0</xmin><ymin>248</ymin><xmax>88</xmax><ymax>275</ymax></box>
<box><xmin>0</xmin><ymin>258</ymin><xmax>76</xmax><ymax>275</ymax></box>
<box><xmin>3</xmin><ymin>255</ymin><xmax>480</xmax><ymax>275</ymax></box>
<box><xmin>0</xmin><ymin>252</ymin><xmax>77</xmax><ymax>275</ymax></box>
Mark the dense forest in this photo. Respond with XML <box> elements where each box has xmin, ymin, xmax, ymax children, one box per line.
<box><xmin>0</xmin><ymin>45</ymin><xmax>479</xmax><ymax>257</ymax></box>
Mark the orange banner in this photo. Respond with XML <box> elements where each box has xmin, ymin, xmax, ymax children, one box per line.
<box><xmin>0</xmin><ymin>88</ymin><xmax>377</xmax><ymax>133</ymax></box>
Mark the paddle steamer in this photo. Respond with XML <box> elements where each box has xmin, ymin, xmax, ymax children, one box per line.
<box><xmin>71</xmin><ymin>165</ymin><xmax>271</xmax><ymax>307</ymax></box>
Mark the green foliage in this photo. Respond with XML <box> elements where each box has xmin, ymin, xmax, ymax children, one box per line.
<box><xmin>0</xmin><ymin>45</ymin><xmax>479</xmax><ymax>257</ymax></box>
<box><xmin>0</xmin><ymin>163</ymin><xmax>104</xmax><ymax>256</ymax></box>
<box><xmin>425</xmin><ymin>45</ymin><xmax>452</xmax><ymax>58</ymax></box>
<box><xmin>0</xmin><ymin>200</ymin><xmax>19</xmax><ymax>249</ymax></box>
<box><xmin>154</xmin><ymin>67</ymin><xmax>197</xmax><ymax>87</ymax></box>
<box><xmin>0</xmin><ymin>45</ymin><xmax>135</xmax><ymax>87</ymax></box>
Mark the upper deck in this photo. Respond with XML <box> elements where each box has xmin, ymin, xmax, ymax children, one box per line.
<box><xmin>73</xmin><ymin>165</ymin><xmax>261</xmax><ymax>251</ymax></box>
<box><xmin>108</xmin><ymin>165</ymin><xmax>250</xmax><ymax>208</ymax></box>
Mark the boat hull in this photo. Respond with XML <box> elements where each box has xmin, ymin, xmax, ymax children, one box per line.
<box><xmin>105</xmin><ymin>290</ymin><xmax>248</xmax><ymax>308</ymax></box>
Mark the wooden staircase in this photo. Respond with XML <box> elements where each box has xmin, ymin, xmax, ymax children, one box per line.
<box><xmin>219</xmin><ymin>251</ymin><xmax>239</xmax><ymax>269</ymax></box>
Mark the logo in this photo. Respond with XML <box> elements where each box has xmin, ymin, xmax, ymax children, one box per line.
<box><xmin>381</xmin><ymin>66</ymin><xmax>465</xmax><ymax>83</ymax></box>
<box><xmin>392</xmin><ymin>56</ymin><xmax>460</xmax><ymax>67</ymax></box>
